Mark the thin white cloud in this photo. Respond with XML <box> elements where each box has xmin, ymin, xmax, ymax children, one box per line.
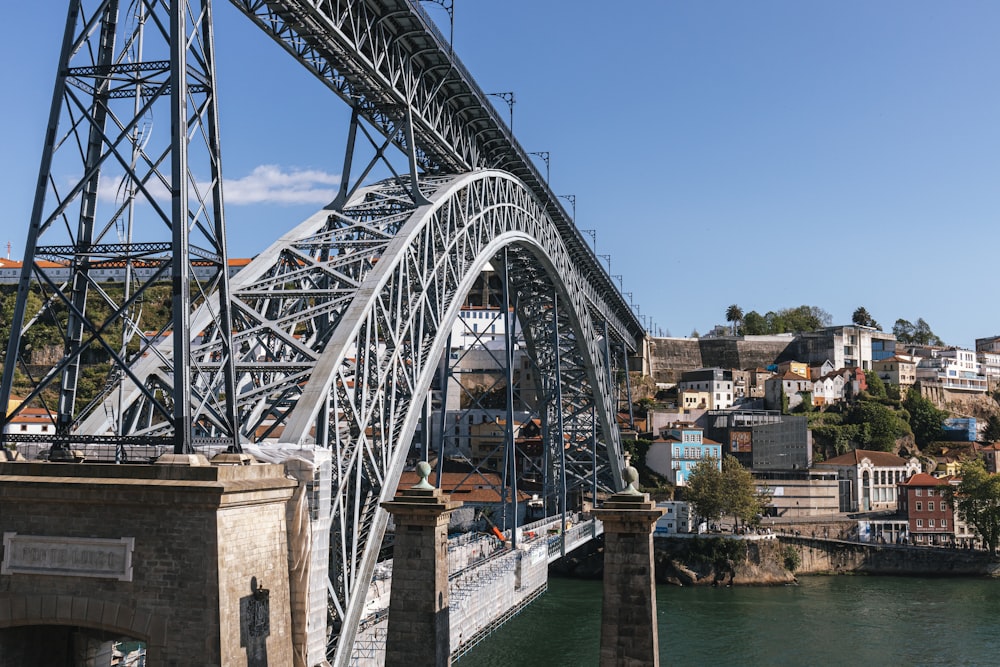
<box><xmin>94</xmin><ymin>165</ymin><xmax>341</xmax><ymax>207</ymax></box>
<box><xmin>223</xmin><ymin>165</ymin><xmax>340</xmax><ymax>205</ymax></box>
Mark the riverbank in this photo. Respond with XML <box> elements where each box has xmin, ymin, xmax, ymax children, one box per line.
<box><xmin>549</xmin><ymin>533</ymin><xmax>1000</xmax><ymax>585</ymax></box>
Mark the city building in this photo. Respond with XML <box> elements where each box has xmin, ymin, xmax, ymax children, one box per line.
<box><xmin>754</xmin><ymin>470</ymin><xmax>840</xmax><ymax>518</ymax></box>
<box><xmin>764</xmin><ymin>372</ymin><xmax>812</xmax><ymax>411</ymax></box>
<box><xmin>898</xmin><ymin>473</ymin><xmax>956</xmax><ymax>546</ymax></box>
<box><xmin>814</xmin><ymin>449</ymin><xmax>921</xmax><ymax>512</ymax></box>
<box><xmin>794</xmin><ymin>325</ymin><xmax>897</xmax><ymax>370</ymax></box>
<box><xmin>654</xmin><ymin>501</ymin><xmax>692</xmax><ymax>534</ymax></box>
<box><xmin>645</xmin><ymin>423</ymin><xmax>722</xmax><ymax>487</ymax></box>
<box><xmin>677</xmin><ymin>368</ymin><xmax>738</xmax><ymax>410</ymax></box>
<box><xmin>872</xmin><ymin>355</ymin><xmax>919</xmax><ymax>394</ymax></box>
<box><xmin>915</xmin><ymin>348</ymin><xmax>988</xmax><ymax>396</ymax></box>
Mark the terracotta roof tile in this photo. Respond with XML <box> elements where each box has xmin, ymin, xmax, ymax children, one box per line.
<box><xmin>816</xmin><ymin>448</ymin><xmax>912</xmax><ymax>468</ymax></box>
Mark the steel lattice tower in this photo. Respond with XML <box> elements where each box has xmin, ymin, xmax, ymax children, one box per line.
<box><xmin>0</xmin><ymin>0</ymin><xmax>240</xmax><ymax>456</ymax></box>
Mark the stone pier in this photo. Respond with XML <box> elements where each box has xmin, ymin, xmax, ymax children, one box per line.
<box><xmin>381</xmin><ymin>463</ymin><xmax>462</xmax><ymax>667</ymax></box>
<box><xmin>0</xmin><ymin>458</ymin><xmax>297</xmax><ymax>666</ymax></box>
<box><xmin>592</xmin><ymin>468</ymin><xmax>666</xmax><ymax>667</ymax></box>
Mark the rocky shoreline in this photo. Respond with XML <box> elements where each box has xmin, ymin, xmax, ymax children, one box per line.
<box><xmin>549</xmin><ymin>535</ymin><xmax>796</xmax><ymax>586</ymax></box>
<box><xmin>550</xmin><ymin>533</ymin><xmax>1000</xmax><ymax>584</ymax></box>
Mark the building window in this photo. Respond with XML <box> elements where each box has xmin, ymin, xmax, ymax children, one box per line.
<box><xmin>942</xmin><ymin>519</ymin><xmax>948</xmax><ymax>528</ymax></box>
<box><xmin>929</xmin><ymin>519</ymin><xmax>935</xmax><ymax>528</ymax></box>
<box><xmin>915</xmin><ymin>489</ymin><xmax>923</xmax><ymax>496</ymax></box>
<box><xmin>928</xmin><ymin>502</ymin><xmax>934</xmax><ymax>511</ymax></box>
<box><xmin>916</xmin><ymin>502</ymin><xmax>922</xmax><ymax>511</ymax></box>
<box><xmin>928</xmin><ymin>488</ymin><xmax>936</xmax><ymax>497</ymax></box>
<box><xmin>916</xmin><ymin>519</ymin><xmax>923</xmax><ymax>527</ymax></box>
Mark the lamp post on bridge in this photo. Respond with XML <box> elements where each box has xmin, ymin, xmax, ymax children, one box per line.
<box><xmin>529</xmin><ymin>151</ymin><xmax>550</xmax><ymax>183</ymax></box>
<box><xmin>558</xmin><ymin>193</ymin><xmax>576</xmax><ymax>221</ymax></box>
<box><xmin>487</xmin><ymin>91</ymin><xmax>515</xmax><ymax>132</ymax></box>
<box><xmin>418</xmin><ymin>0</ymin><xmax>454</xmax><ymax>50</ymax></box>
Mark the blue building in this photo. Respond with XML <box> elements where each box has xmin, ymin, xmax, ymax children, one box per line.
<box><xmin>646</xmin><ymin>423</ymin><xmax>723</xmax><ymax>487</ymax></box>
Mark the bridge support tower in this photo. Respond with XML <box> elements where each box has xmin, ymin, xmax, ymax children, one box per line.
<box><xmin>381</xmin><ymin>464</ymin><xmax>463</xmax><ymax>667</ymax></box>
<box><xmin>592</xmin><ymin>469</ymin><xmax>665</xmax><ymax>667</ymax></box>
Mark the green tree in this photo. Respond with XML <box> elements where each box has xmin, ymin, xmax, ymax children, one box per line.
<box><xmin>725</xmin><ymin>304</ymin><xmax>744</xmax><ymax>335</ymax></box>
<box><xmin>852</xmin><ymin>306</ymin><xmax>880</xmax><ymax>330</ymax></box>
<box><xmin>684</xmin><ymin>457</ymin><xmax>725</xmax><ymax>524</ymax></box>
<box><xmin>983</xmin><ymin>415</ymin><xmax>1000</xmax><ymax>444</ymax></box>
<box><xmin>893</xmin><ymin>317</ymin><xmax>944</xmax><ymax>346</ymax></box>
<box><xmin>686</xmin><ymin>456</ymin><xmax>768</xmax><ymax>528</ymax></box>
<box><xmin>741</xmin><ymin>310</ymin><xmax>768</xmax><ymax>335</ymax></box>
<box><xmin>943</xmin><ymin>459</ymin><xmax>1000</xmax><ymax>554</ymax></box>
<box><xmin>903</xmin><ymin>388</ymin><xmax>946</xmax><ymax>447</ymax></box>
<box><xmin>721</xmin><ymin>456</ymin><xmax>769</xmax><ymax>526</ymax></box>
<box><xmin>851</xmin><ymin>401</ymin><xmax>908</xmax><ymax>452</ymax></box>
<box><xmin>864</xmin><ymin>370</ymin><xmax>887</xmax><ymax>400</ymax></box>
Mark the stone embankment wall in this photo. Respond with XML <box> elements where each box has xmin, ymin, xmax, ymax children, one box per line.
<box><xmin>653</xmin><ymin>536</ymin><xmax>794</xmax><ymax>586</ymax></box>
<box><xmin>646</xmin><ymin>337</ymin><xmax>797</xmax><ymax>384</ymax></box>
<box><xmin>782</xmin><ymin>536</ymin><xmax>1000</xmax><ymax>577</ymax></box>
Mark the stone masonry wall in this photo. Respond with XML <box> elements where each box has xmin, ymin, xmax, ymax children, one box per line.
<box><xmin>646</xmin><ymin>337</ymin><xmax>798</xmax><ymax>384</ymax></box>
<box><xmin>0</xmin><ymin>461</ymin><xmax>296</xmax><ymax>667</ymax></box>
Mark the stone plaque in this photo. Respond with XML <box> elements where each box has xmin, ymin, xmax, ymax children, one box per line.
<box><xmin>1</xmin><ymin>533</ymin><xmax>134</xmax><ymax>581</ymax></box>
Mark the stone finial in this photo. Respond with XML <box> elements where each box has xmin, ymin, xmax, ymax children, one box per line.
<box><xmin>412</xmin><ymin>461</ymin><xmax>435</xmax><ymax>490</ymax></box>
<box><xmin>622</xmin><ymin>465</ymin><xmax>641</xmax><ymax>495</ymax></box>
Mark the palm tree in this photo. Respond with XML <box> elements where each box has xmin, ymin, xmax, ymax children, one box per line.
<box><xmin>725</xmin><ymin>304</ymin><xmax>744</xmax><ymax>335</ymax></box>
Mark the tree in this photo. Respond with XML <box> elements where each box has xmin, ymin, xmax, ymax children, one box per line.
<box><xmin>943</xmin><ymin>459</ymin><xmax>1000</xmax><ymax>554</ymax></box>
<box><xmin>741</xmin><ymin>310</ymin><xmax>768</xmax><ymax>335</ymax></box>
<box><xmin>725</xmin><ymin>304</ymin><xmax>744</xmax><ymax>335</ymax></box>
<box><xmin>852</xmin><ymin>306</ymin><xmax>880</xmax><ymax>330</ymax></box>
<box><xmin>684</xmin><ymin>457</ymin><xmax>725</xmax><ymax>524</ymax></box>
<box><xmin>893</xmin><ymin>317</ymin><xmax>944</xmax><ymax>346</ymax></box>
<box><xmin>983</xmin><ymin>414</ymin><xmax>1000</xmax><ymax>444</ymax></box>
<box><xmin>721</xmin><ymin>456</ymin><xmax>769</xmax><ymax>526</ymax></box>
<box><xmin>851</xmin><ymin>401</ymin><xmax>909</xmax><ymax>452</ymax></box>
<box><xmin>903</xmin><ymin>388</ymin><xmax>946</xmax><ymax>447</ymax></box>
<box><xmin>686</xmin><ymin>456</ymin><xmax>768</xmax><ymax>528</ymax></box>
<box><xmin>864</xmin><ymin>370</ymin><xmax>887</xmax><ymax>400</ymax></box>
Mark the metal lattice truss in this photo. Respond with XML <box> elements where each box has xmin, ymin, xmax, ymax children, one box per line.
<box><xmin>80</xmin><ymin>169</ymin><xmax>625</xmax><ymax>656</ymax></box>
<box><xmin>0</xmin><ymin>0</ymin><xmax>239</xmax><ymax>453</ymax></box>
<box><xmin>227</xmin><ymin>0</ymin><xmax>643</xmax><ymax>346</ymax></box>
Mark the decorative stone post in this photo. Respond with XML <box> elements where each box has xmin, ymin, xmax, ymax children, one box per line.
<box><xmin>381</xmin><ymin>462</ymin><xmax>463</xmax><ymax>667</ymax></box>
<box><xmin>592</xmin><ymin>466</ymin><xmax>666</xmax><ymax>667</ymax></box>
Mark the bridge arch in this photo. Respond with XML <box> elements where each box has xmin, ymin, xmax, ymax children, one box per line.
<box><xmin>74</xmin><ymin>169</ymin><xmax>627</xmax><ymax>658</ymax></box>
<box><xmin>271</xmin><ymin>169</ymin><xmax>626</xmax><ymax>657</ymax></box>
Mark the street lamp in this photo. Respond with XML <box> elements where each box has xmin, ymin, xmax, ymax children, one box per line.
<box><xmin>558</xmin><ymin>194</ymin><xmax>576</xmax><ymax>221</ymax></box>
<box><xmin>419</xmin><ymin>0</ymin><xmax>454</xmax><ymax>50</ymax></box>
<box><xmin>487</xmin><ymin>91</ymin><xmax>515</xmax><ymax>131</ymax></box>
<box><xmin>528</xmin><ymin>151</ymin><xmax>550</xmax><ymax>183</ymax></box>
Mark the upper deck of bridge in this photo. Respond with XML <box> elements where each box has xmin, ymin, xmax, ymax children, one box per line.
<box><xmin>240</xmin><ymin>0</ymin><xmax>644</xmax><ymax>345</ymax></box>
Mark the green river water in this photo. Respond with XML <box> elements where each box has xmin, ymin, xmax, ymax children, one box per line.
<box><xmin>457</xmin><ymin>575</ymin><xmax>1000</xmax><ymax>667</ymax></box>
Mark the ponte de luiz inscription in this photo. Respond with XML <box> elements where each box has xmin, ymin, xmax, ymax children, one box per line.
<box><xmin>2</xmin><ymin>533</ymin><xmax>134</xmax><ymax>581</ymax></box>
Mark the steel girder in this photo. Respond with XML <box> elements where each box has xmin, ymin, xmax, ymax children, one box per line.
<box><xmin>78</xmin><ymin>169</ymin><xmax>626</xmax><ymax>660</ymax></box>
<box><xmin>0</xmin><ymin>0</ymin><xmax>239</xmax><ymax>455</ymax></box>
<box><xmin>226</xmin><ymin>0</ymin><xmax>643</xmax><ymax>347</ymax></box>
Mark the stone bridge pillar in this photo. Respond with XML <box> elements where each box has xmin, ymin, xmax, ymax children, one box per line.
<box><xmin>381</xmin><ymin>462</ymin><xmax>462</xmax><ymax>667</ymax></box>
<box><xmin>592</xmin><ymin>467</ymin><xmax>665</xmax><ymax>667</ymax></box>
<box><xmin>0</xmin><ymin>457</ymin><xmax>297</xmax><ymax>666</ymax></box>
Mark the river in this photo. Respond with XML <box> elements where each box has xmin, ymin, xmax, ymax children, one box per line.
<box><xmin>457</xmin><ymin>575</ymin><xmax>1000</xmax><ymax>666</ymax></box>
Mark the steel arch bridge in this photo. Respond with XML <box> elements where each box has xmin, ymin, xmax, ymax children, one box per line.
<box><xmin>0</xmin><ymin>0</ymin><xmax>645</xmax><ymax>662</ymax></box>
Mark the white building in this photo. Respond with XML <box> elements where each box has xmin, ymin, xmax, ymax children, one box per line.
<box><xmin>915</xmin><ymin>348</ymin><xmax>988</xmax><ymax>395</ymax></box>
<box><xmin>654</xmin><ymin>501</ymin><xmax>692</xmax><ymax>534</ymax></box>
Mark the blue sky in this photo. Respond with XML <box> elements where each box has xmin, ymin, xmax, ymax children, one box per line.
<box><xmin>2</xmin><ymin>2</ymin><xmax>998</xmax><ymax>349</ymax></box>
